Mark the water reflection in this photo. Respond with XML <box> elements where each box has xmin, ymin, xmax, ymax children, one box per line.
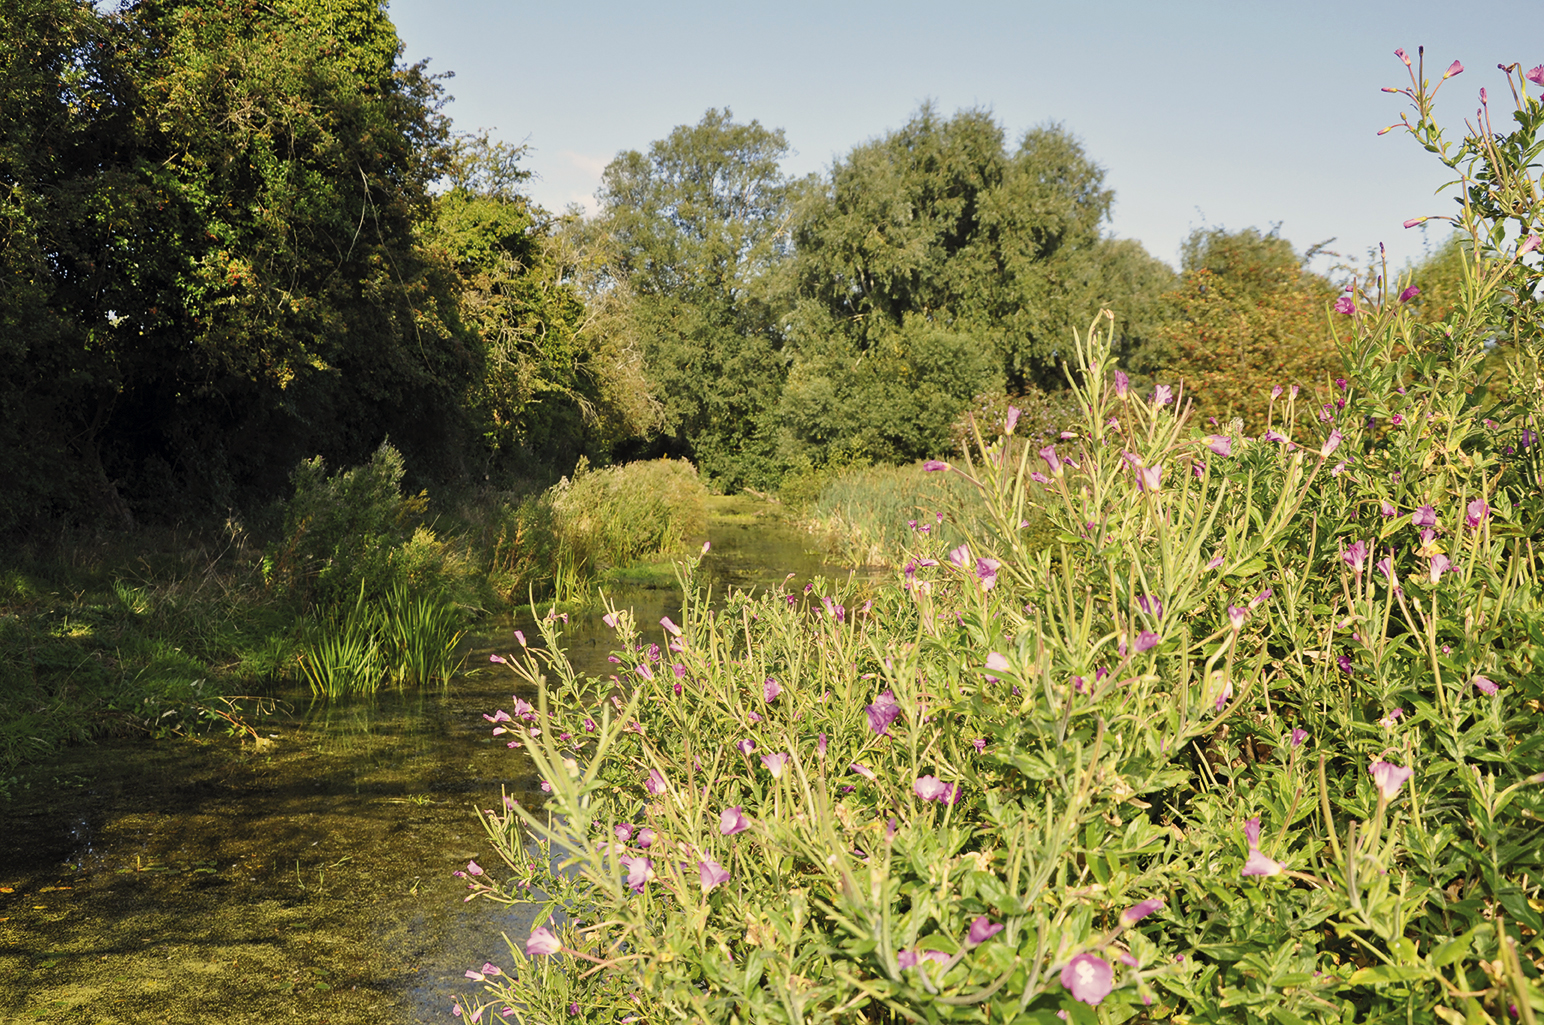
<box><xmin>0</xmin><ymin>497</ymin><xmax>879</xmax><ymax>1023</ymax></box>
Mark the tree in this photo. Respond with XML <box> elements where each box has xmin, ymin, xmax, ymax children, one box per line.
<box><xmin>1153</xmin><ymin>227</ymin><xmax>1340</xmax><ymax>430</ymax></box>
<box><xmin>0</xmin><ymin>0</ymin><xmax>476</xmax><ymax>531</ymax></box>
<box><xmin>783</xmin><ymin>105</ymin><xmax>1172</xmax><ymax>462</ymax></box>
<box><xmin>580</xmin><ymin>109</ymin><xmax>793</xmax><ymax>489</ymax></box>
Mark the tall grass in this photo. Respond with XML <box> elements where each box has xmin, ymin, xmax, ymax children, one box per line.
<box><xmin>299</xmin><ymin>584</ymin><xmax>466</xmax><ymax>700</ymax></box>
<box><xmin>794</xmin><ymin>462</ymin><xmax>995</xmax><ymax>566</ymax></box>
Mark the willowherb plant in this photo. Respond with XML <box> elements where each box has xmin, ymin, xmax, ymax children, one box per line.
<box><xmin>455</xmin><ymin>54</ymin><xmax>1544</xmax><ymax>1025</ymax></box>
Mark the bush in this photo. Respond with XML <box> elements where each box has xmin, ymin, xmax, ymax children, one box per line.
<box><xmin>453</xmin><ymin>60</ymin><xmax>1544</xmax><ymax>1022</ymax></box>
<box><xmin>798</xmin><ymin>462</ymin><xmax>986</xmax><ymax>566</ymax></box>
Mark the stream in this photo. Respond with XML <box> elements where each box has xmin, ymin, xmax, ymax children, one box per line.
<box><xmin>0</xmin><ymin>497</ymin><xmax>881</xmax><ymax>1024</ymax></box>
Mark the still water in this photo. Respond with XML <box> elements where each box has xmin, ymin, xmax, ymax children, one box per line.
<box><xmin>0</xmin><ymin>498</ymin><xmax>880</xmax><ymax>1023</ymax></box>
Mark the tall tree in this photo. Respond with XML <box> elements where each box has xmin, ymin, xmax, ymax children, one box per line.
<box><xmin>783</xmin><ymin>105</ymin><xmax>1172</xmax><ymax>463</ymax></box>
<box><xmin>581</xmin><ymin>109</ymin><xmax>792</xmax><ymax>489</ymax></box>
<box><xmin>0</xmin><ymin>0</ymin><xmax>474</xmax><ymax>531</ymax></box>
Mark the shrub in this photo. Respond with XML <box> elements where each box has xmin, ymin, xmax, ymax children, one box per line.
<box><xmin>547</xmin><ymin>458</ymin><xmax>708</xmax><ymax>594</ymax></box>
<box><xmin>452</xmin><ymin>57</ymin><xmax>1544</xmax><ymax>1025</ymax></box>
<box><xmin>798</xmin><ymin>462</ymin><xmax>986</xmax><ymax>566</ymax></box>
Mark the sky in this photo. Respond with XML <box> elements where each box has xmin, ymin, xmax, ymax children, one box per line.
<box><xmin>388</xmin><ymin>0</ymin><xmax>1544</xmax><ymax>276</ymax></box>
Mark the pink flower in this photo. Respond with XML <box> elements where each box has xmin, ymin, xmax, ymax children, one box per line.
<box><xmin>719</xmin><ymin>806</ymin><xmax>750</xmax><ymax>835</ymax></box>
<box><xmin>660</xmin><ymin>616</ymin><xmax>682</xmax><ymax>637</ymax></box>
<box><xmin>970</xmin><ymin>737</ymin><xmax>986</xmax><ymax>752</ymax></box>
<box><xmin>526</xmin><ymin>926</ymin><xmax>562</xmax><ymax>956</ymax></box>
<box><xmin>1291</xmin><ymin>728</ymin><xmax>1308</xmax><ymax>748</ymax></box>
<box><xmin>635</xmin><ymin>663</ymin><xmax>654</xmax><ymax>681</ymax></box>
<box><xmin>1399</xmin><ymin>285</ymin><xmax>1421</xmax><ymax>302</ymax></box>
<box><xmin>1334</xmin><ymin>295</ymin><xmax>1357</xmax><ymax>316</ymax></box>
<box><xmin>948</xmin><ymin>543</ymin><xmax>970</xmax><ymax>569</ymax></box>
<box><xmin>1412</xmin><ymin>505</ymin><xmax>1437</xmax><ymax>528</ymax></box>
<box><xmin>1428</xmin><ymin>554</ymin><xmax>1452</xmax><ymax>584</ymax></box>
<box><xmin>484</xmin><ymin>709</ymin><xmax>511</xmax><ymax>724</ymax></box>
<box><xmin>913</xmin><ymin>775</ymin><xmax>954</xmax><ymax>802</ymax></box>
<box><xmin>1207</xmin><ymin>552</ymin><xmax>1225</xmax><ymax>570</ymax></box>
<box><xmin>866</xmin><ymin>691</ymin><xmax>902</xmax><ymax>734</ymax></box>
<box><xmin>1242</xmin><ymin>849</ymin><xmax>1284</xmax><ymax>877</ymax></box>
<box><xmin>736</xmin><ymin>738</ymin><xmax>756</xmax><ymax>755</ymax></box>
<box><xmin>1039</xmin><ymin>445</ymin><xmax>1062</xmax><ymax>475</ymax></box>
<box><xmin>1263</xmin><ymin>429</ymin><xmax>1289</xmax><ymax>444</ymax></box>
<box><xmin>1529</xmin><ymin>65</ymin><xmax>1544</xmax><ymax>86</ymax></box>
<box><xmin>1467</xmin><ymin>498</ymin><xmax>1489</xmax><ymax>527</ymax></box>
<box><xmin>923</xmin><ymin>460</ymin><xmax>949</xmax><ymax>472</ymax></box>
<box><xmin>760</xmin><ymin>752</ymin><xmax>790</xmax><ymax>779</ymax></box>
<box><xmin>1443</xmin><ymin>59</ymin><xmax>1463</xmax><ymax>79</ymax></box>
<box><xmin>1152</xmin><ymin>384</ymin><xmax>1173</xmax><ymax>406</ymax></box>
<box><xmin>615</xmin><ymin>822</ymin><xmax>634</xmax><ymax>843</ymax></box>
<box><xmin>1522</xmin><ymin>235</ymin><xmax>1542</xmax><ymax>257</ymax></box>
<box><xmin>849</xmin><ymin>762</ymin><xmax>877</xmax><ymax>781</ymax></box>
<box><xmin>1473</xmin><ymin>675</ymin><xmax>1498</xmax><ymax>696</ymax></box>
<box><xmin>976</xmin><ymin>558</ymin><xmax>1000</xmax><ymax>590</ymax></box>
<box><xmin>1121</xmin><ymin>898</ymin><xmax>1164</xmax><ymax>925</ymax></box>
<box><xmin>1244</xmin><ymin>815</ymin><xmax>1262</xmax><ymax>848</ymax></box>
<box><xmin>621</xmin><ymin>855</ymin><xmax>653</xmax><ymax>893</ymax></box>
<box><xmin>1061</xmin><ymin>953</ymin><xmax>1114</xmax><ymax>1005</ymax></box>
<box><xmin>602</xmin><ymin>612</ymin><xmax>618</xmax><ymax>629</ymax></box>
<box><xmin>816</xmin><ymin>733</ymin><xmax>827</xmax><ymax>759</ymax></box>
<box><xmin>1381</xmin><ymin>500</ymin><xmax>1397</xmax><ymax>518</ymax></box>
<box><xmin>636</xmin><ymin>827</ymin><xmax>655</xmax><ymax>848</ymax></box>
<box><xmin>1369</xmin><ymin>760</ymin><xmax>1413</xmax><ymax>800</ymax></box>
<box><xmin>1134</xmin><ymin>630</ymin><xmax>1159</xmax><ymax>654</ymax></box>
<box><xmin>1343</xmin><ymin>540</ymin><xmax>1368</xmax><ymax>574</ymax></box>
<box><xmin>1321</xmin><ymin>429</ymin><xmax>1343</xmax><ymax>458</ymax></box>
<box><xmin>645</xmin><ymin>769</ymin><xmax>668</xmax><ymax>796</ymax></box>
<box><xmin>698</xmin><ymin>857</ymin><xmax>730</xmax><ymax>893</ymax></box>
<box><xmin>1136</xmin><ymin>464</ymin><xmax>1162</xmax><ymax>493</ymax></box>
<box><xmin>967</xmin><ymin>916</ymin><xmax>1004</xmax><ymax>944</ymax></box>
<box><xmin>985</xmin><ymin>651</ymin><xmax>1011</xmax><ymax>673</ymax></box>
<box><xmin>1206</xmin><ymin>435</ymin><xmax>1232</xmax><ymax>457</ymax></box>
<box><xmin>1395</xmin><ymin>47</ymin><xmax>1411</xmax><ymax>66</ymax></box>
<box><xmin>466</xmin><ymin>860</ymin><xmax>484</xmax><ymax>876</ymax></box>
<box><xmin>1377</xmin><ymin>707</ymin><xmax>1405</xmax><ymax>727</ymax></box>
<box><xmin>1403</xmin><ymin>217</ymin><xmax>1428</xmax><ymax>229</ymax></box>
<box><xmin>1271</xmin><ymin>384</ymin><xmax>1284</xmax><ymax>400</ymax></box>
<box><xmin>1227</xmin><ymin>605</ymin><xmax>1246</xmax><ymax>631</ymax></box>
<box><xmin>763</xmin><ymin>677</ymin><xmax>781</xmax><ymax>703</ymax></box>
<box><xmin>1113</xmin><ymin>369</ymin><xmax>1130</xmax><ymax>397</ymax></box>
<box><xmin>1004</xmin><ymin>406</ymin><xmax>1021</xmax><ymax>435</ymax></box>
<box><xmin>489</xmin><ymin>653</ymin><xmax>507</xmax><ymax>664</ymax></box>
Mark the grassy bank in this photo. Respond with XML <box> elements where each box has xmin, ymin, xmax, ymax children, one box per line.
<box><xmin>0</xmin><ymin>455</ymin><xmax>710</xmax><ymax>777</ymax></box>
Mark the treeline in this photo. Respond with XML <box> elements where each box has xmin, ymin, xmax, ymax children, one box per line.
<box><xmin>0</xmin><ymin>0</ymin><xmax>1461</xmax><ymax>535</ymax></box>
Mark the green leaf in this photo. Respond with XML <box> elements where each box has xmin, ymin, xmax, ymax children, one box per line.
<box><xmin>1347</xmin><ymin>964</ymin><xmax>1431</xmax><ymax>985</ymax></box>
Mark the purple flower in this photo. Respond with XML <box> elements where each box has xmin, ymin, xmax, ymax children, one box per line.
<box><xmin>1337</xmin><ymin>654</ymin><xmax>1353</xmax><ymax>675</ymax></box>
<box><xmin>1291</xmin><ymin>728</ymin><xmax>1308</xmax><ymax>748</ymax></box>
<box><xmin>737</xmin><ymin>737</ymin><xmax>757</xmax><ymax>756</ymax></box>
<box><xmin>465</xmin><ymin>859</ymin><xmax>484</xmax><ymax>876</ymax></box>
<box><xmin>849</xmin><ymin>762</ymin><xmax>877</xmax><ymax>781</ymax></box>
<box><xmin>1113</xmin><ymin>369</ymin><xmax>1129</xmax><ymax>397</ymax></box>
<box><xmin>1369</xmin><ymin>760</ymin><xmax>1413</xmax><ymax>800</ymax></box>
<box><xmin>1321</xmin><ymin>429</ymin><xmax>1343</xmax><ymax>458</ymax></box>
<box><xmin>645</xmin><ymin>769</ymin><xmax>668</xmax><ymax>796</ymax></box>
<box><xmin>1428</xmin><ymin>554</ymin><xmax>1452</xmax><ymax>584</ymax></box>
<box><xmin>1039</xmin><ymin>446</ymin><xmax>1062</xmax><ymax>475</ymax></box>
<box><xmin>1529</xmin><ymin>65</ymin><xmax>1544</xmax><ymax>86</ymax></box>
<box><xmin>866</xmin><ymin>690</ymin><xmax>902</xmax><ymax>735</ymax></box>
<box><xmin>971</xmin><ymin>737</ymin><xmax>986</xmax><ymax>752</ymax></box>
<box><xmin>621</xmin><ymin>855</ymin><xmax>654</xmax><ymax>893</ymax></box>
<box><xmin>1121</xmin><ymin>898</ymin><xmax>1164</xmax><ymax>925</ymax></box>
<box><xmin>1263</xmin><ymin>429</ymin><xmax>1289</xmax><ymax>444</ymax></box>
<box><xmin>1443</xmin><ymin>59</ymin><xmax>1463</xmax><ymax>79</ymax></box>
<box><xmin>923</xmin><ymin>460</ymin><xmax>949</xmax><ymax>472</ymax></box>
<box><xmin>526</xmin><ymin>926</ymin><xmax>562</xmax><ymax>956</ymax></box>
<box><xmin>1399</xmin><ymin>285</ymin><xmax>1421</xmax><ymax>303</ymax></box>
<box><xmin>1334</xmin><ymin>295</ymin><xmax>1357</xmax><ymax>316</ymax></box>
<box><xmin>1134</xmin><ymin>630</ymin><xmax>1159</xmax><ymax>654</ymax></box>
<box><xmin>1343</xmin><ymin>540</ymin><xmax>1368</xmax><ymax>574</ymax></box>
<box><xmin>637</xmin><ymin>828</ymin><xmax>655</xmax><ymax>848</ymax></box>
<box><xmin>763</xmin><ymin>677</ymin><xmax>781</xmax><ymax>703</ymax></box>
<box><xmin>602</xmin><ymin>612</ymin><xmax>618</xmax><ymax>629</ymax></box>
<box><xmin>698</xmin><ymin>857</ymin><xmax>730</xmax><ymax>893</ymax></box>
<box><xmin>615</xmin><ymin>822</ymin><xmax>634</xmax><ymax>843</ymax></box>
<box><xmin>1381</xmin><ymin>500</ymin><xmax>1397</xmax><ymax>517</ymax></box>
<box><xmin>1136</xmin><ymin>464</ymin><xmax>1162</xmax><ymax>493</ymax></box>
<box><xmin>1522</xmin><ymin>235</ymin><xmax>1541</xmax><ymax>257</ymax></box>
<box><xmin>1467</xmin><ymin>498</ymin><xmax>1489</xmax><ymax>528</ymax></box>
<box><xmin>1030</xmin><ymin>471</ymin><xmax>1051</xmax><ymax>485</ymax></box>
<box><xmin>1271</xmin><ymin>384</ymin><xmax>1284</xmax><ymax>400</ymax></box>
<box><xmin>760</xmin><ymin>752</ymin><xmax>790</xmax><ymax>779</ymax></box>
<box><xmin>948</xmin><ymin>543</ymin><xmax>970</xmax><ymax>569</ymax></box>
<box><xmin>913</xmin><ymin>775</ymin><xmax>952</xmax><ymax>802</ymax></box>
<box><xmin>967</xmin><ymin>916</ymin><xmax>1004</xmax><ymax>944</ymax></box>
<box><xmin>1403</xmin><ymin>217</ymin><xmax>1427</xmax><ymax>229</ymax></box>
<box><xmin>985</xmin><ymin>651</ymin><xmax>1011</xmax><ymax>673</ymax></box>
<box><xmin>1242</xmin><ymin>848</ymin><xmax>1284</xmax><ymax>877</ymax></box>
<box><xmin>635</xmin><ymin>663</ymin><xmax>654</xmax><ymax>681</ymax></box>
<box><xmin>817</xmin><ymin>733</ymin><xmax>828</xmax><ymax>759</ymax></box>
<box><xmin>1004</xmin><ymin>406</ymin><xmax>1021</xmax><ymax>435</ymax></box>
<box><xmin>490</xmin><ymin>653</ymin><xmax>507</xmax><ymax>664</ymax></box>
<box><xmin>719</xmin><ymin>806</ymin><xmax>750</xmax><ymax>835</ymax></box>
<box><xmin>1228</xmin><ymin>605</ymin><xmax>1246</xmax><ymax>631</ymax></box>
<box><xmin>1206</xmin><ymin>435</ymin><xmax>1232</xmax><ymax>457</ymax></box>
<box><xmin>1151</xmin><ymin>384</ymin><xmax>1173</xmax><ymax>406</ymax></box>
<box><xmin>1411</xmin><ymin>505</ymin><xmax>1437</xmax><ymax>528</ymax></box>
<box><xmin>1061</xmin><ymin>953</ymin><xmax>1114</xmax><ymax>1005</ymax></box>
<box><xmin>1244</xmin><ymin>816</ymin><xmax>1263</xmax><ymax>848</ymax></box>
<box><xmin>1395</xmin><ymin>47</ymin><xmax>1411</xmax><ymax>66</ymax></box>
<box><xmin>1137</xmin><ymin>594</ymin><xmax>1163</xmax><ymax>619</ymax></box>
<box><xmin>976</xmin><ymin>558</ymin><xmax>1000</xmax><ymax>590</ymax></box>
<box><xmin>1473</xmin><ymin>675</ymin><xmax>1498</xmax><ymax>696</ymax></box>
<box><xmin>660</xmin><ymin>616</ymin><xmax>682</xmax><ymax>637</ymax></box>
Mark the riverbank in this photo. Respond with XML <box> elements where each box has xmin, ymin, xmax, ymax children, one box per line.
<box><xmin>0</xmin><ymin>493</ymin><xmax>869</xmax><ymax>1023</ymax></box>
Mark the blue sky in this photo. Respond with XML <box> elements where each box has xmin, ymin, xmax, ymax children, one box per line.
<box><xmin>389</xmin><ymin>1</ymin><xmax>1544</xmax><ymax>276</ymax></box>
